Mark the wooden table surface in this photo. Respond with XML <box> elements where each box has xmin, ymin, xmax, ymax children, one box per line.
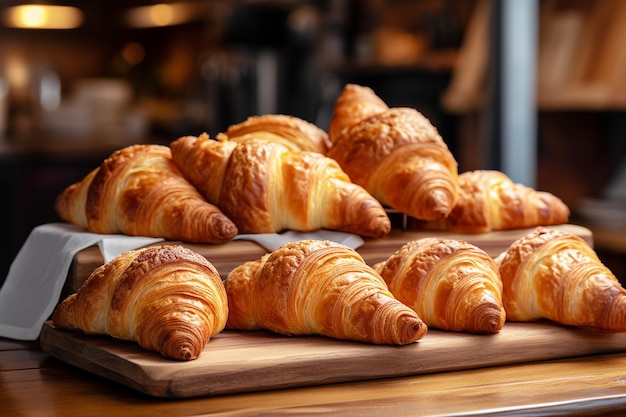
<box><xmin>4</xmin><ymin>336</ymin><xmax>626</xmax><ymax>416</ymax></box>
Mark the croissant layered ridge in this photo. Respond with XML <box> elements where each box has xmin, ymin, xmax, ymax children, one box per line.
<box><xmin>444</xmin><ymin>170</ymin><xmax>570</xmax><ymax>233</ymax></box>
<box><xmin>54</xmin><ymin>144</ymin><xmax>238</xmax><ymax>243</ymax></box>
<box><xmin>496</xmin><ymin>227</ymin><xmax>626</xmax><ymax>331</ymax></box>
<box><xmin>223</xmin><ymin>114</ymin><xmax>331</xmax><ymax>154</ymax></box>
<box><xmin>225</xmin><ymin>239</ymin><xmax>428</xmax><ymax>345</ymax></box>
<box><xmin>170</xmin><ymin>134</ymin><xmax>391</xmax><ymax>237</ymax></box>
<box><xmin>374</xmin><ymin>238</ymin><xmax>505</xmax><ymax>333</ymax></box>
<box><xmin>52</xmin><ymin>245</ymin><xmax>229</xmax><ymax>360</ymax></box>
<box><xmin>327</xmin><ymin>104</ymin><xmax>459</xmax><ymax>221</ymax></box>
<box><xmin>328</xmin><ymin>83</ymin><xmax>389</xmax><ymax>144</ymax></box>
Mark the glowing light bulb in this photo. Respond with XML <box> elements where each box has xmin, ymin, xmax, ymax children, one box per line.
<box><xmin>3</xmin><ymin>4</ymin><xmax>83</xmax><ymax>29</ymax></box>
<box><xmin>150</xmin><ymin>4</ymin><xmax>173</xmax><ymax>26</ymax></box>
<box><xmin>124</xmin><ymin>2</ymin><xmax>197</xmax><ymax>28</ymax></box>
<box><xmin>18</xmin><ymin>5</ymin><xmax>47</xmax><ymax>27</ymax></box>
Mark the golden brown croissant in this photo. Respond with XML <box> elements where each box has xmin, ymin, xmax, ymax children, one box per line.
<box><xmin>327</xmin><ymin>104</ymin><xmax>459</xmax><ymax>221</ymax></box>
<box><xmin>170</xmin><ymin>134</ymin><xmax>391</xmax><ymax>238</ymax></box>
<box><xmin>52</xmin><ymin>245</ymin><xmax>229</xmax><ymax>360</ymax></box>
<box><xmin>328</xmin><ymin>83</ymin><xmax>389</xmax><ymax>144</ymax></box>
<box><xmin>55</xmin><ymin>144</ymin><xmax>238</xmax><ymax>243</ymax></box>
<box><xmin>225</xmin><ymin>239</ymin><xmax>428</xmax><ymax>344</ymax></box>
<box><xmin>442</xmin><ymin>170</ymin><xmax>570</xmax><ymax>233</ymax></box>
<box><xmin>374</xmin><ymin>238</ymin><xmax>505</xmax><ymax>333</ymax></box>
<box><xmin>496</xmin><ymin>227</ymin><xmax>626</xmax><ymax>331</ymax></box>
<box><xmin>219</xmin><ymin>130</ymin><xmax>304</xmax><ymax>153</ymax></box>
<box><xmin>223</xmin><ymin>114</ymin><xmax>331</xmax><ymax>154</ymax></box>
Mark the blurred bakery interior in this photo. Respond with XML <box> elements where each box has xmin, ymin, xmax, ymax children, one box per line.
<box><xmin>1</xmin><ymin>0</ymin><xmax>625</xmax><ymax>283</ymax></box>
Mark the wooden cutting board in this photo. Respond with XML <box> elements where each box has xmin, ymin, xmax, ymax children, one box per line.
<box><xmin>39</xmin><ymin>320</ymin><xmax>626</xmax><ymax>399</ymax></box>
<box><xmin>65</xmin><ymin>224</ymin><xmax>593</xmax><ymax>295</ymax></box>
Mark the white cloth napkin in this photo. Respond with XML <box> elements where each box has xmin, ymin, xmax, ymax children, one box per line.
<box><xmin>0</xmin><ymin>223</ymin><xmax>163</xmax><ymax>340</ymax></box>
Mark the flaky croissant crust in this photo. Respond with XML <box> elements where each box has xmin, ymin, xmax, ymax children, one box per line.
<box><xmin>328</xmin><ymin>83</ymin><xmax>389</xmax><ymax>144</ymax></box>
<box><xmin>496</xmin><ymin>227</ymin><xmax>626</xmax><ymax>331</ymax></box>
<box><xmin>170</xmin><ymin>135</ymin><xmax>391</xmax><ymax>237</ymax></box>
<box><xmin>226</xmin><ymin>239</ymin><xmax>427</xmax><ymax>345</ymax></box>
<box><xmin>445</xmin><ymin>170</ymin><xmax>570</xmax><ymax>233</ymax></box>
<box><xmin>329</xmin><ymin>108</ymin><xmax>450</xmax><ymax>184</ymax></box>
<box><xmin>53</xmin><ymin>245</ymin><xmax>228</xmax><ymax>360</ymax></box>
<box><xmin>327</xmin><ymin>107</ymin><xmax>459</xmax><ymax>220</ymax></box>
<box><xmin>375</xmin><ymin>238</ymin><xmax>505</xmax><ymax>333</ymax></box>
<box><xmin>224</xmin><ymin>114</ymin><xmax>331</xmax><ymax>154</ymax></box>
<box><xmin>54</xmin><ymin>144</ymin><xmax>238</xmax><ymax>243</ymax></box>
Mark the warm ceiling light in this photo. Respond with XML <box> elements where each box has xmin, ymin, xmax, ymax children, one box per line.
<box><xmin>124</xmin><ymin>3</ymin><xmax>197</xmax><ymax>28</ymax></box>
<box><xmin>2</xmin><ymin>4</ymin><xmax>83</xmax><ymax>29</ymax></box>
<box><xmin>150</xmin><ymin>4</ymin><xmax>174</xmax><ymax>26</ymax></box>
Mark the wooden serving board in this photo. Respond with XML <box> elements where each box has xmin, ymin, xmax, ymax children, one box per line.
<box><xmin>40</xmin><ymin>320</ymin><xmax>626</xmax><ymax>399</ymax></box>
<box><xmin>65</xmin><ymin>224</ymin><xmax>592</xmax><ymax>294</ymax></box>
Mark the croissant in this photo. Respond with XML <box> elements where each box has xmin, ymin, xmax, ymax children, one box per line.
<box><xmin>223</xmin><ymin>114</ymin><xmax>331</xmax><ymax>154</ymax></box>
<box><xmin>219</xmin><ymin>130</ymin><xmax>305</xmax><ymax>153</ymax></box>
<box><xmin>441</xmin><ymin>170</ymin><xmax>570</xmax><ymax>233</ymax></box>
<box><xmin>327</xmin><ymin>86</ymin><xmax>459</xmax><ymax>221</ymax></box>
<box><xmin>495</xmin><ymin>227</ymin><xmax>626</xmax><ymax>331</ymax></box>
<box><xmin>328</xmin><ymin>83</ymin><xmax>389</xmax><ymax>144</ymax></box>
<box><xmin>170</xmin><ymin>134</ymin><xmax>391</xmax><ymax>237</ymax></box>
<box><xmin>55</xmin><ymin>144</ymin><xmax>238</xmax><ymax>243</ymax></box>
<box><xmin>225</xmin><ymin>239</ymin><xmax>428</xmax><ymax>345</ymax></box>
<box><xmin>374</xmin><ymin>238</ymin><xmax>505</xmax><ymax>333</ymax></box>
<box><xmin>52</xmin><ymin>245</ymin><xmax>229</xmax><ymax>360</ymax></box>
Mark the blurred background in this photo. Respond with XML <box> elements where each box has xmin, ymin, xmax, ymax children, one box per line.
<box><xmin>1</xmin><ymin>0</ymin><xmax>625</xmax><ymax>282</ymax></box>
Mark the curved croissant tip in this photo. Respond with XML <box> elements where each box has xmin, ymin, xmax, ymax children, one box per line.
<box><xmin>214</xmin><ymin>219</ymin><xmax>239</xmax><ymax>241</ymax></box>
<box><xmin>168</xmin><ymin>343</ymin><xmax>201</xmax><ymax>361</ymax></box>
<box><xmin>397</xmin><ymin>316</ymin><xmax>428</xmax><ymax>344</ymax></box>
<box><xmin>479</xmin><ymin>317</ymin><xmax>505</xmax><ymax>334</ymax></box>
<box><xmin>416</xmin><ymin>189</ymin><xmax>456</xmax><ymax>221</ymax></box>
<box><xmin>158</xmin><ymin>330</ymin><xmax>207</xmax><ymax>361</ymax></box>
<box><xmin>367</xmin><ymin>216</ymin><xmax>392</xmax><ymax>238</ymax></box>
<box><xmin>470</xmin><ymin>306</ymin><xmax>506</xmax><ymax>334</ymax></box>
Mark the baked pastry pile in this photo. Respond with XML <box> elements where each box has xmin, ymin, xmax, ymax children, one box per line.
<box><xmin>170</xmin><ymin>133</ymin><xmax>390</xmax><ymax>237</ymax></box>
<box><xmin>225</xmin><ymin>239</ymin><xmax>427</xmax><ymax>344</ymax></box>
<box><xmin>51</xmin><ymin>83</ymin><xmax>623</xmax><ymax>360</ymax></box>
<box><xmin>326</xmin><ymin>83</ymin><xmax>570</xmax><ymax>231</ymax></box>
<box><xmin>55</xmin><ymin>83</ymin><xmax>570</xmax><ymax>240</ymax></box>
<box><xmin>53</xmin><ymin>227</ymin><xmax>626</xmax><ymax>360</ymax></box>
